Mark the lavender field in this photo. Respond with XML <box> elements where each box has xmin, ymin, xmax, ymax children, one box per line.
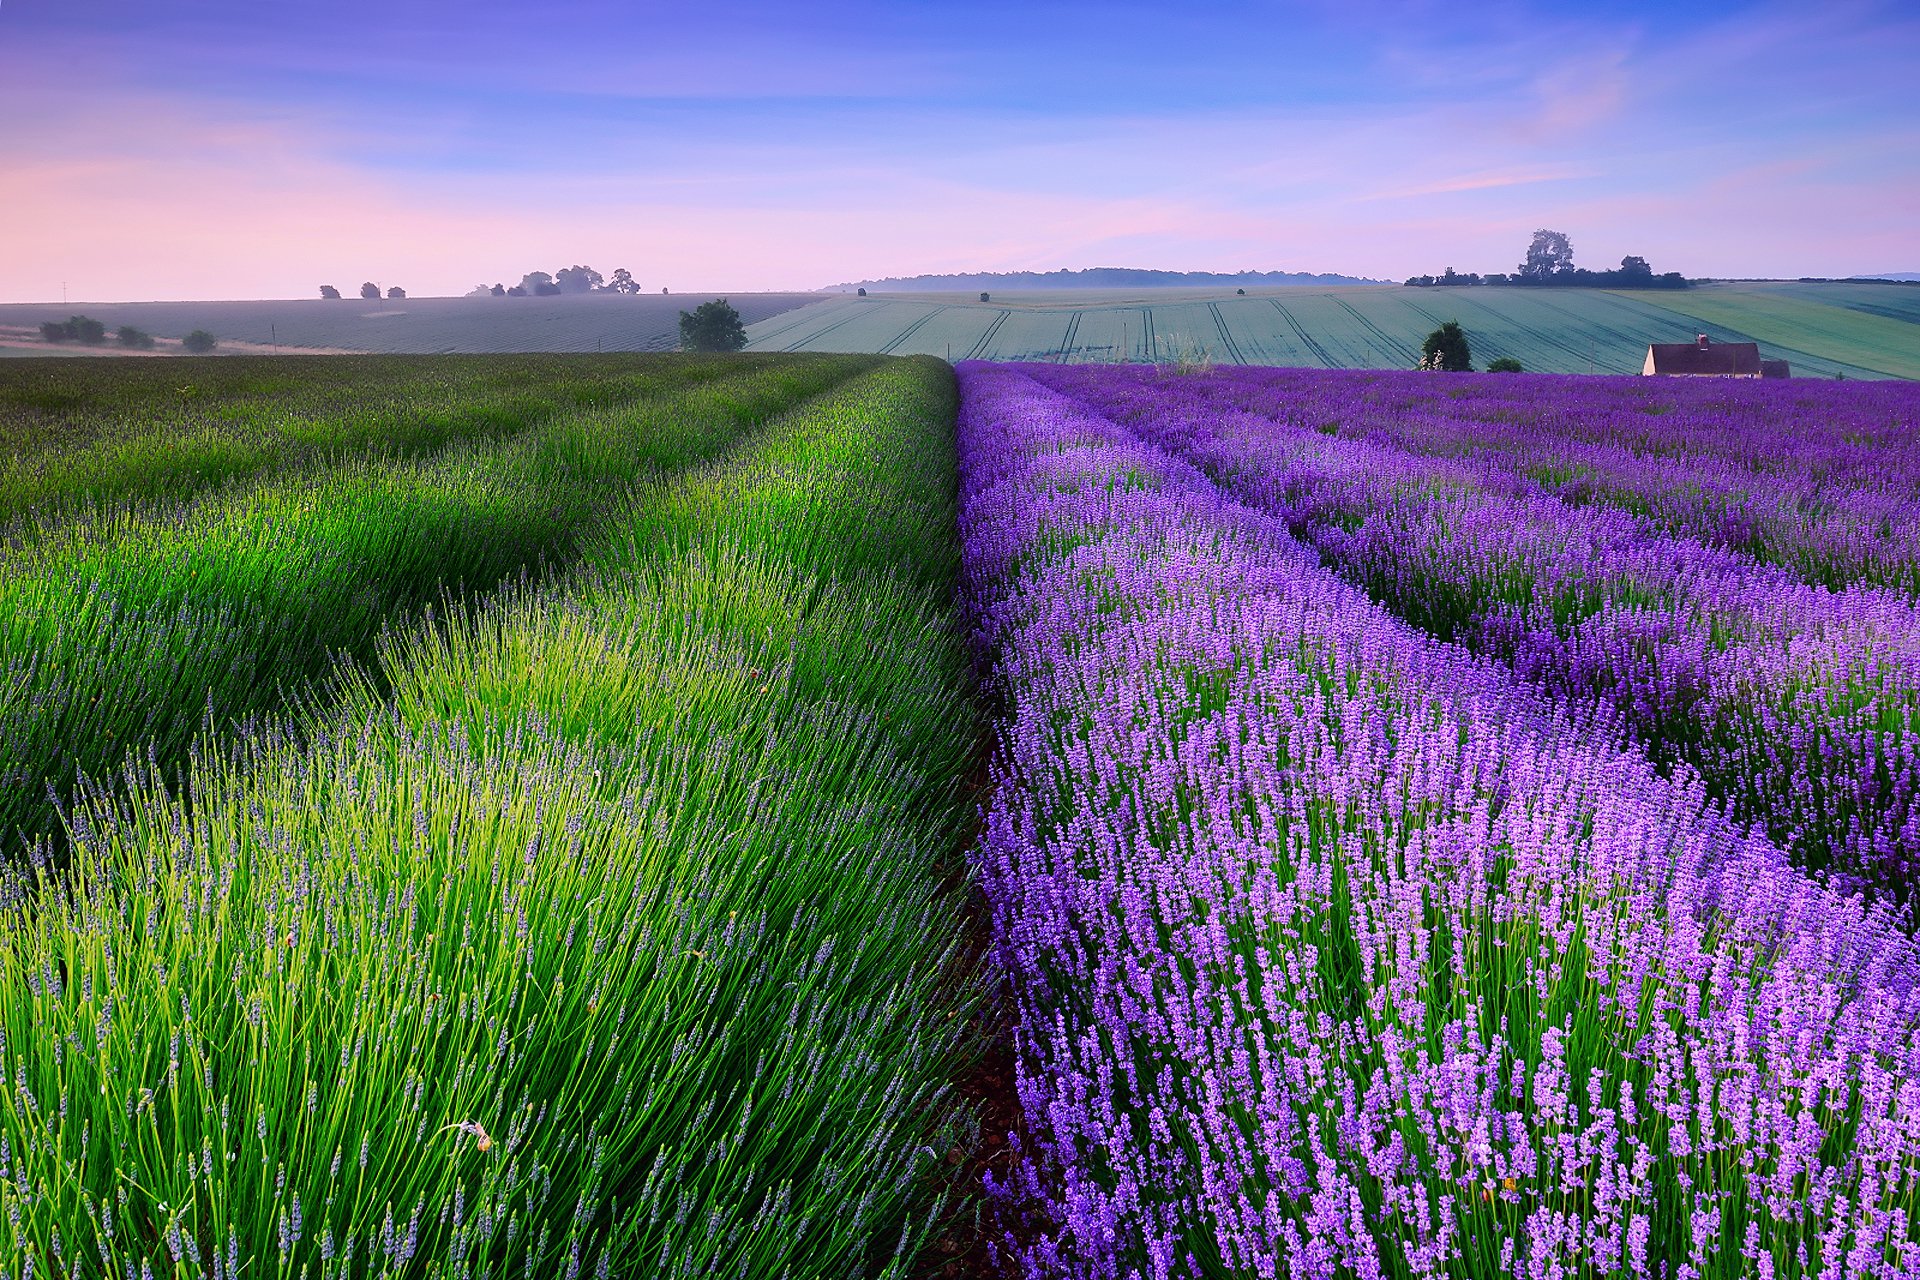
<box><xmin>5</xmin><ymin>354</ymin><xmax>1920</xmax><ymax>1279</ymax></box>
<box><xmin>959</xmin><ymin>363</ymin><xmax>1920</xmax><ymax>1278</ymax></box>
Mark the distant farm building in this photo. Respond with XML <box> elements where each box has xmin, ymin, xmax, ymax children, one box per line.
<box><xmin>1643</xmin><ymin>334</ymin><xmax>1786</xmax><ymax>378</ymax></box>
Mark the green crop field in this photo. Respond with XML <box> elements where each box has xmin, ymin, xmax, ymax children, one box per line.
<box><xmin>0</xmin><ymin>351</ymin><xmax>987</xmax><ymax>1278</ymax></box>
<box><xmin>746</xmin><ymin>281</ymin><xmax>1920</xmax><ymax>378</ymax></box>
<box><xmin>0</xmin><ymin>292</ymin><xmax>824</xmax><ymax>357</ymax></box>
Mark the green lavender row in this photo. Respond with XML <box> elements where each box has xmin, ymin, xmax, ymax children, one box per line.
<box><xmin>0</xmin><ymin>354</ymin><xmax>779</xmax><ymax>532</ymax></box>
<box><xmin>0</xmin><ymin>355</ymin><xmax>879</xmax><ymax>859</ymax></box>
<box><xmin>0</xmin><ymin>356</ymin><xmax>980</xmax><ymax>1279</ymax></box>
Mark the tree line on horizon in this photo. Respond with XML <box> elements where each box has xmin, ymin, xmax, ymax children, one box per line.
<box><xmin>1405</xmin><ymin>229</ymin><xmax>1688</xmax><ymax>289</ymax></box>
<box><xmin>317</xmin><ymin>267</ymin><xmax>661</xmax><ymax>301</ymax></box>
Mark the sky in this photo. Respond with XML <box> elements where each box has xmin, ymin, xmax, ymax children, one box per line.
<box><xmin>0</xmin><ymin>0</ymin><xmax>1916</xmax><ymax>301</ymax></box>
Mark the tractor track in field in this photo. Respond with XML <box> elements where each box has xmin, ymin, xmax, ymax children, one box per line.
<box><xmin>965</xmin><ymin>311</ymin><xmax>1012</xmax><ymax>361</ymax></box>
<box><xmin>1335</xmin><ymin>298</ymin><xmax>1416</xmax><ymax>367</ymax></box>
<box><xmin>1207</xmin><ymin>302</ymin><xmax>1248</xmax><ymax>366</ymax></box>
<box><xmin>1138</xmin><ymin>308</ymin><xmax>1158</xmax><ymax>362</ymax></box>
<box><xmin>879</xmin><ymin>306</ymin><xmax>947</xmax><ymax>355</ymax></box>
<box><xmin>1056</xmin><ymin>311</ymin><xmax>1082</xmax><ymax>363</ymax></box>
<box><xmin>749</xmin><ymin>302</ymin><xmax>849</xmax><ymax>348</ymax></box>
<box><xmin>1270</xmin><ymin>300</ymin><xmax>1335</xmax><ymax>367</ymax></box>
<box><xmin>778</xmin><ymin>305</ymin><xmax>879</xmax><ymax>353</ymax></box>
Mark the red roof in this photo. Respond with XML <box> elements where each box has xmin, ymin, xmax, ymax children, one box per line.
<box><xmin>1646</xmin><ymin>336</ymin><xmax>1762</xmax><ymax>375</ymax></box>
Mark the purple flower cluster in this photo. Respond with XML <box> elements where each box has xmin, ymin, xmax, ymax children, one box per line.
<box><xmin>1015</xmin><ymin>364</ymin><xmax>1920</xmax><ymax>902</ymax></box>
<box><xmin>1105</xmin><ymin>368</ymin><xmax>1920</xmax><ymax>593</ymax></box>
<box><xmin>958</xmin><ymin>363</ymin><xmax>1920</xmax><ymax>1279</ymax></box>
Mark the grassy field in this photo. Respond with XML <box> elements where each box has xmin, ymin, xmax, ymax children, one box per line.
<box><xmin>0</xmin><ymin>353</ymin><xmax>878</xmax><ymax>858</ymax></box>
<box><xmin>0</xmin><ymin>292</ymin><xmax>824</xmax><ymax>356</ymax></box>
<box><xmin>0</xmin><ymin>353</ymin><xmax>987</xmax><ymax>1277</ymax></box>
<box><xmin>749</xmin><ymin>281</ymin><xmax>1920</xmax><ymax>378</ymax></box>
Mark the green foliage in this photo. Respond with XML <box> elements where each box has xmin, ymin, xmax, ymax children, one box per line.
<box><xmin>0</xmin><ymin>357</ymin><xmax>980</xmax><ymax>1278</ymax></box>
<box><xmin>1418</xmin><ymin>320</ymin><xmax>1473</xmax><ymax>372</ymax></box>
<box><xmin>553</xmin><ymin>265</ymin><xmax>602</xmax><ymax>294</ymax></box>
<box><xmin>0</xmin><ymin>354</ymin><xmax>877</xmax><ymax>858</ymax></box>
<box><xmin>0</xmin><ymin>354</ymin><xmax>787</xmax><ymax>523</ymax></box>
<box><xmin>1485</xmin><ymin>355</ymin><xmax>1524</xmax><ymax>372</ymax></box>
<box><xmin>38</xmin><ymin>315</ymin><xmax>107</xmax><ymax>344</ymax></box>
<box><xmin>114</xmin><ymin>325</ymin><xmax>155</xmax><ymax>349</ymax></box>
<box><xmin>182</xmin><ymin>329</ymin><xmax>218</xmax><ymax>353</ymax></box>
<box><xmin>319</xmin><ymin>284</ymin><xmax>342</xmax><ymax>300</ymax></box>
<box><xmin>1518</xmin><ymin>228</ymin><xmax>1575</xmax><ymax>281</ymax></box>
<box><xmin>678</xmin><ymin>298</ymin><xmax>748</xmax><ymax>352</ymax></box>
<box><xmin>360</xmin><ymin>282</ymin><xmax>380</xmax><ymax>300</ymax></box>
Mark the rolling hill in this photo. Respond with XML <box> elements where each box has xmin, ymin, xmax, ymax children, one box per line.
<box><xmin>746</xmin><ymin>281</ymin><xmax>1920</xmax><ymax>379</ymax></box>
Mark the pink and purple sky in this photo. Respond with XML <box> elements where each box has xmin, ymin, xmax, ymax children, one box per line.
<box><xmin>1</xmin><ymin>0</ymin><xmax>1916</xmax><ymax>302</ymax></box>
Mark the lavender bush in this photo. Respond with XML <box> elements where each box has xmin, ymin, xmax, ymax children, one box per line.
<box><xmin>959</xmin><ymin>364</ymin><xmax>1920</xmax><ymax>1279</ymax></box>
<box><xmin>1020</xmin><ymin>365</ymin><xmax>1920</xmax><ymax>903</ymax></box>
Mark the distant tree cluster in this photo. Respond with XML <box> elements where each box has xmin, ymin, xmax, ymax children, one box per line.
<box><xmin>1405</xmin><ymin>231</ymin><xmax>1687</xmax><ymax>289</ymax></box>
<box><xmin>328</xmin><ymin>265</ymin><xmax>651</xmax><ymax>301</ymax></box>
<box><xmin>40</xmin><ymin>315</ymin><xmax>108</xmax><ymax>345</ymax></box>
<box><xmin>40</xmin><ymin>315</ymin><xmax>211</xmax><ymax>352</ymax></box>
<box><xmin>469</xmin><ymin>265</ymin><xmax>644</xmax><ymax>297</ymax></box>
<box><xmin>318</xmin><ymin>282</ymin><xmax>405</xmax><ymax>300</ymax></box>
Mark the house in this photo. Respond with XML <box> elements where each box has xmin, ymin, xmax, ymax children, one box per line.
<box><xmin>1642</xmin><ymin>334</ymin><xmax>1764</xmax><ymax>377</ymax></box>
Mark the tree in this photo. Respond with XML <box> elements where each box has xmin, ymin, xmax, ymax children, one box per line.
<box><xmin>856</xmin><ymin>287</ymin><xmax>867</xmax><ymax>297</ymax></box>
<box><xmin>554</xmin><ymin>265</ymin><xmax>603</xmax><ymax>294</ymax></box>
<box><xmin>38</xmin><ymin>321</ymin><xmax>69</xmax><ymax>342</ymax></box>
<box><xmin>320</xmin><ymin>284</ymin><xmax>343</xmax><ymax>300</ymax></box>
<box><xmin>979</xmin><ymin>292</ymin><xmax>991</xmax><ymax>303</ymax></box>
<box><xmin>116</xmin><ymin>325</ymin><xmax>155</xmax><ymax>349</ymax></box>
<box><xmin>1418</xmin><ymin>320</ymin><xmax>1472</xmax><ymax>372</ymax></box>
<box><xmin>677</xmin><ymin>298</ymin><xmax>747</xmax><ymax>352</ymax></box>
<box><xmin>506</xmin><ymin>284</ymin><xmax>529</xmax><ymax>297</ymax></box>
<box><xmin>1617</xmin><ymin>255</ymin><xmax>1653</xmax><ymax>283</ymax></box>
<box><xmin>520</xmin><ymin>272</ymin><xmax>560</xmax><ymax>297</ymax></box>
<box><xmin>1486</xmin><ymin>356</ymin><xmax>1524</xmax><ymax>373</ymax></box>
<box><xmin>604</xmin><ymin>268</ymin><xmax>641</xmax><ymax>295</ymax></box>
<box><xmin>491</xmin><ymin>283</ymin><xmax>507</xmax><ymax>297</ymax></box>
<box><xmin>1236</xmin><ymin>287</ymin><xmax>1246</xmax><ymax>295</ymax></box>
<box><xmin>182</xmin><ymin>329</ymin><xmax>217</xmax><ymax>353</ymax></box>
<box><xmin>360</xmin><ymin>282</ymin><xmax>380</xmax><ymax>300</ymax></box>
<box><xmin>1517</xmin><ymin>229</ymin><xmax>1574</xmax><ymax>282</ymax></box>
<box><xmin>387</xmin><ymin>286</ymin><xmax>406</xmax><ymax>300</ymax></box>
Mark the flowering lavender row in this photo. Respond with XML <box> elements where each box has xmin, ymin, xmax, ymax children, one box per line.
<box><xmin>958</xmin><ymin>363</ymin><xmax>1920</xmax><ymax>1279</ymax></box>
<box><xmin>1020</xmin><ymin>364</ymin><xmax>1920</xmax><ymax>903</ymax></box>
<box><xmin>1058</xmin><ymin>367</ymin><xmax>1920</xmax><ymax>595</ymax></box>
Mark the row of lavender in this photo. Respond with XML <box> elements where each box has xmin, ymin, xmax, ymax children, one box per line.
<box><xmin>1019</xmin><ymin>364</ymin><xmax>1920</xmax><ymax>904</ymax></box>
<box><xmin>1136</xmin><ymin>370</ymin><xmax>1920</xmax><ymax>594</ymax></box>
<box><xmin>958</xmin><ymin>364</ymin><xmax>1920</xmax><ymax>1278</ymax></box>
